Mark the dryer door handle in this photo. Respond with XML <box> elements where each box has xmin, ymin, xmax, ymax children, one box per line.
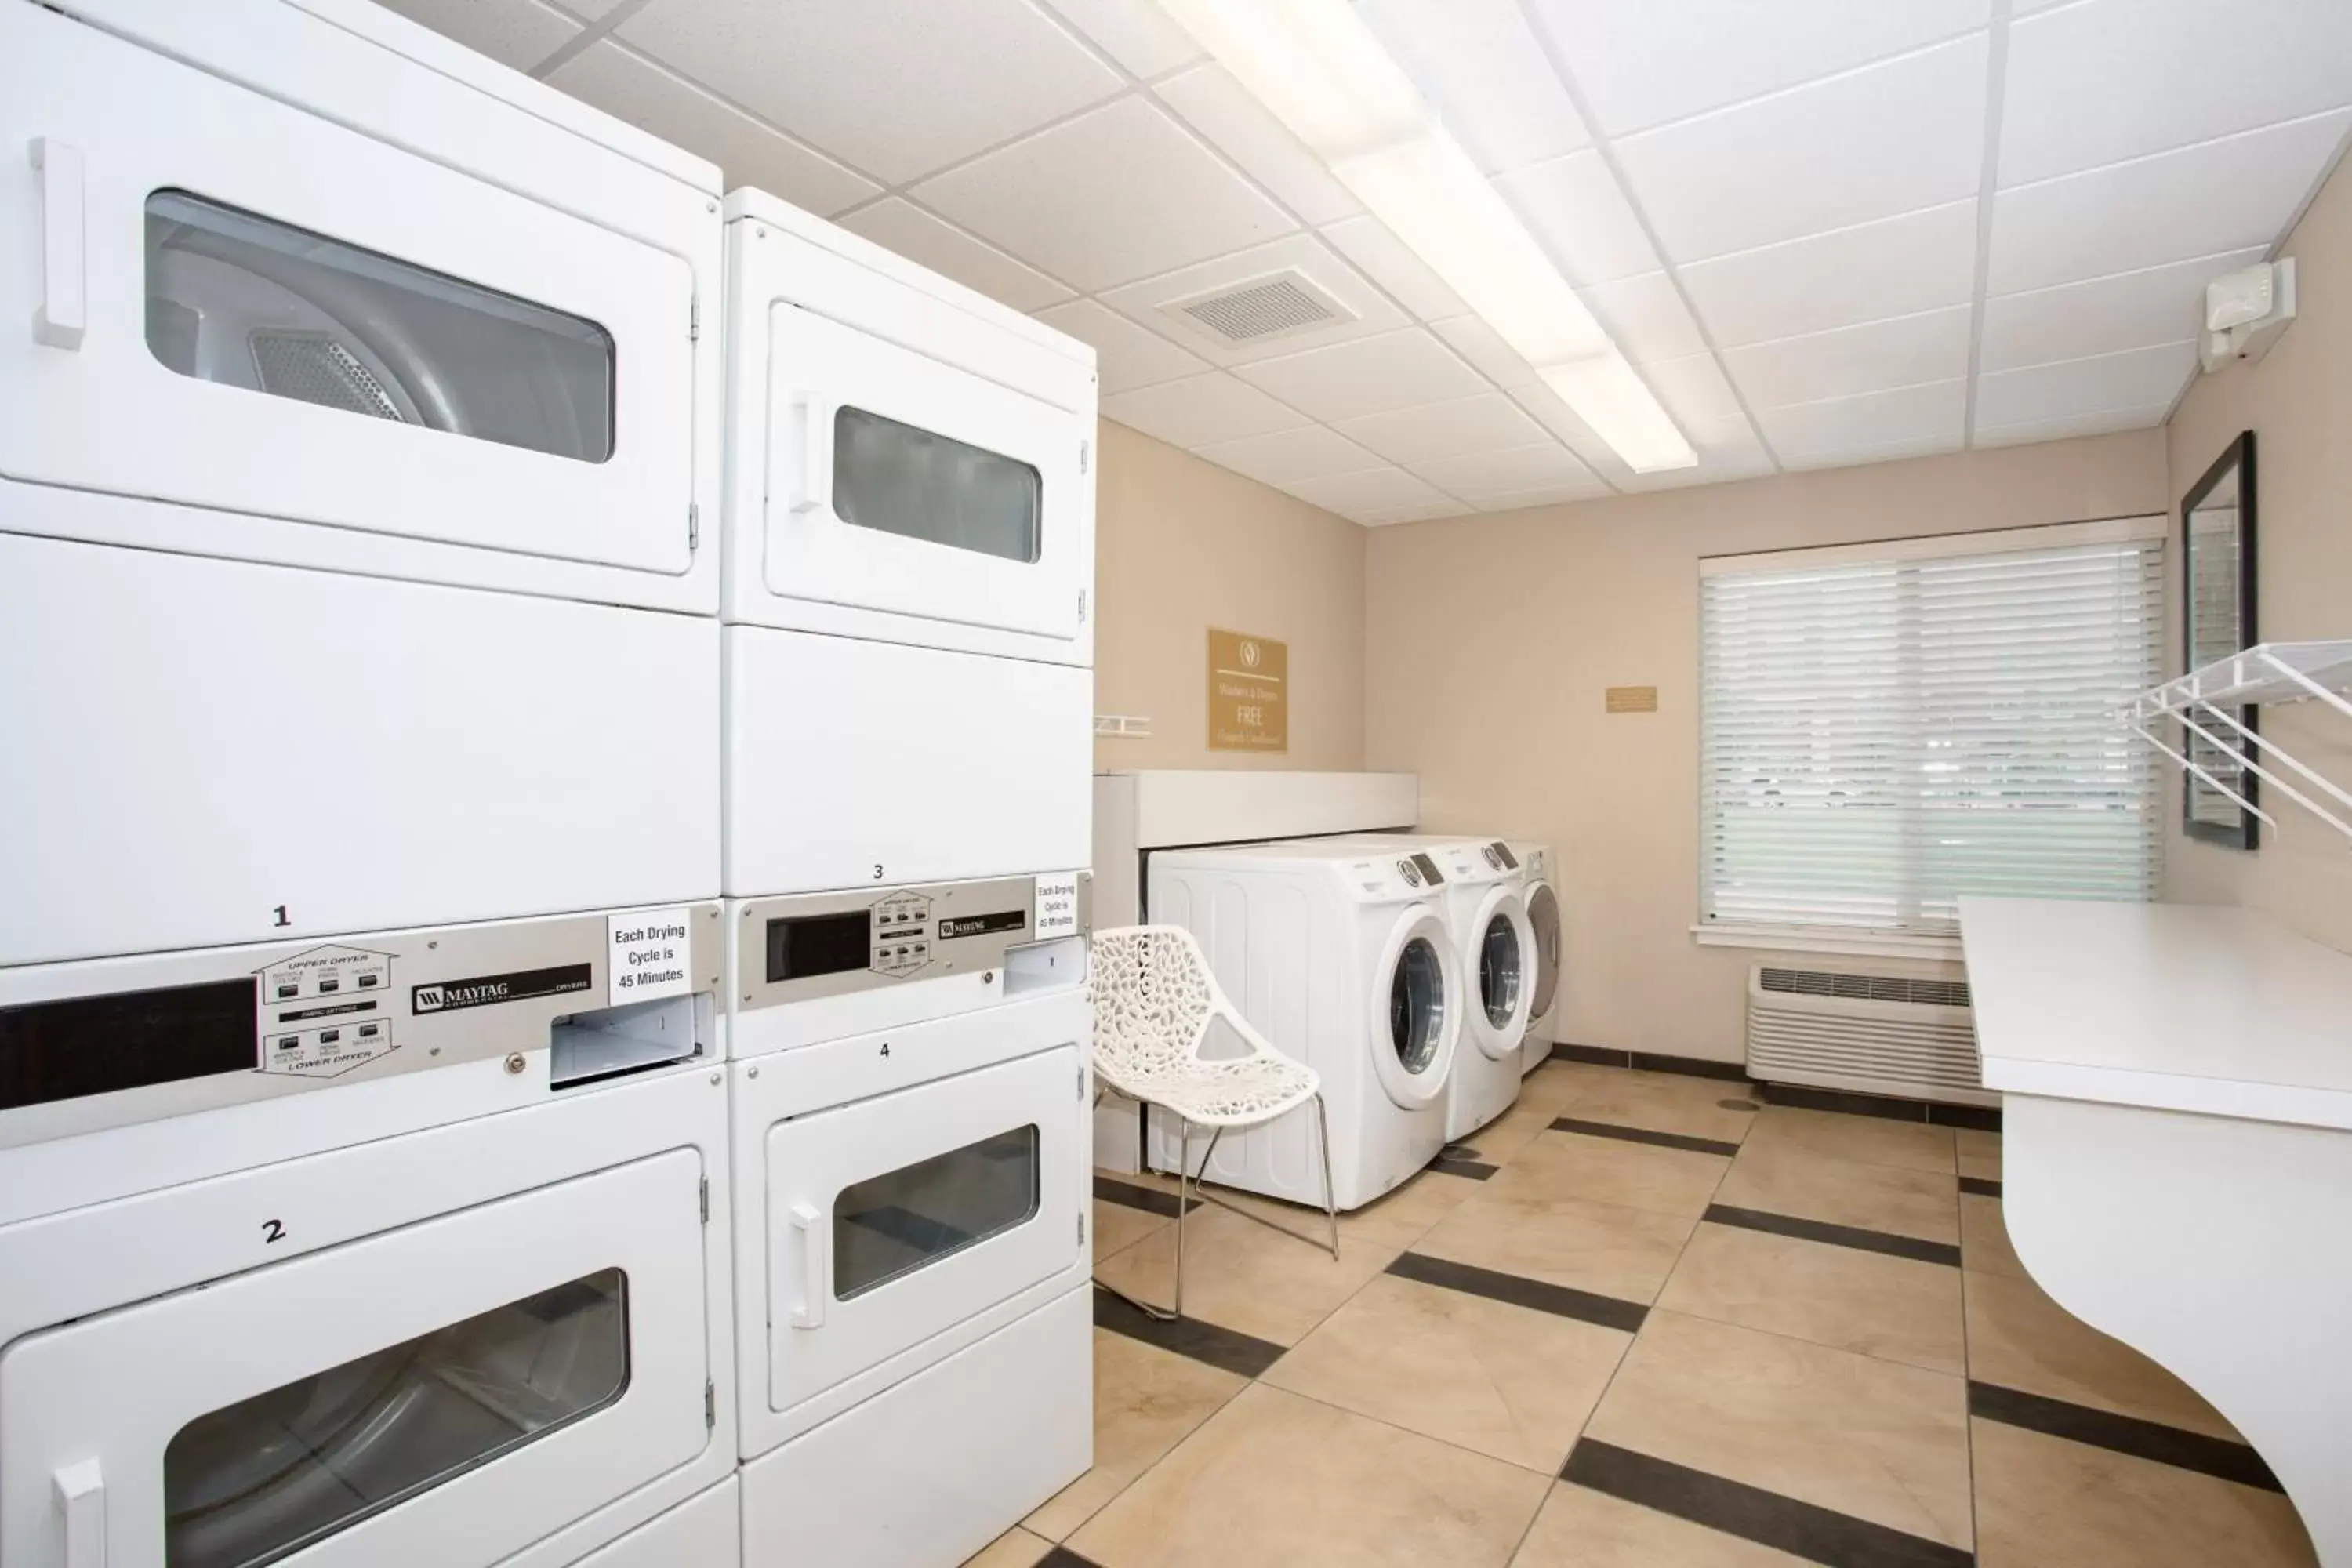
<box><xmin>788</xmin><ymin>1200</ymin><xmax>829</xmax><ymax>1329</ymax></box>
<box><xmin>790</xmin><ymin>394</ymin><xmax>834</xmax><ymax>516</ymax></box>
<box><xmin>54</xmin><ymin>1457</ymin><xmax>106</xmax><ymax>1568</ymax></box>
<box><xmin>29</xmin><ymin>139</ymin><xmax>86</xmax><ymax>350</ymax></box>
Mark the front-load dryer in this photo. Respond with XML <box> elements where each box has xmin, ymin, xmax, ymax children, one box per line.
<box><xmin>1143</xmin><ymin>842</ymin><xmax>1463</xmax><ymax>1210</ymax></box>
<box><xmin>1508</xmin><ymin>840</ymin><xmax>1562</xmax><ymax>1075</ymax></box>
<box><xmin>0</xmin><ymin>0</ymin><xmax>726</xmax><ymax>965</ymax></box>
<box><xmin>719</xmin><ymin>190</ymin><xmax>1096</xmax><ymax>899</ymax></box>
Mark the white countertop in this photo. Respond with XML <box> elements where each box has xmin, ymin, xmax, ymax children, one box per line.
<box><xmin>1960</xmin><ymin>897</ymin><xmax>2352</xmax><ymax>1131</ymax></box>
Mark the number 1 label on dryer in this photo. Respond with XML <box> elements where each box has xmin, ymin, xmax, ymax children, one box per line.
<box><xmin>1035</xmin><ymin>875</ymin><xmax>1079</xmax><ymax>939</ymax></box>
<box><xmin>608</xmin><ymin>908</ymin><xmax>691</xmax><ymax>1003</ymax></box>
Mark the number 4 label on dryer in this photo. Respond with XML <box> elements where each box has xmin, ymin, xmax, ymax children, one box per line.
<box><xmin>608</xmin><ymin>908</ymin><xmax>691</xmax><ymax>1004</ymax></box>
<box><xmin>1035</xmin><ymin>875</ymin><xmax>1080</xmax><ymax>940</ymax></box>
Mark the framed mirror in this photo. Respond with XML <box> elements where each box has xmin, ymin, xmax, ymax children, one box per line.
<box><xmin>2180</xmin><ymin>430</ymin><xmax>2259</xmax><ymax>848</ymax></box>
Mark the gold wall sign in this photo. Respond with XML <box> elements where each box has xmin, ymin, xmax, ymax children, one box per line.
<box><xmin>1207</xmin><ymin>629</ymin><xmax>1288</xmax><ymax>753</ymax></box>
<box><xmin>1606</xmin><ymin>685</ymin><xmax>1660</xmax><ymax>713</ymax></box>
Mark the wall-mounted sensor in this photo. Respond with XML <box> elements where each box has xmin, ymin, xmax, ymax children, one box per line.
<box><xmin>2201</xmin><ymin>258</ymin><xmax>2297</xmax><ymax>372</ymax></box>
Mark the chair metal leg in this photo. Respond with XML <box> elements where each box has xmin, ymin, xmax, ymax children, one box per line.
<box><xmin>1185</xmin><ymin>1107</ymin><xmax>1341</xmax><ymax>1261</ymax></box>
<box><xmin>1093</xmin><ymin>1109</ymin><xmax>1196</xmax><ymax>1323</ymax></box>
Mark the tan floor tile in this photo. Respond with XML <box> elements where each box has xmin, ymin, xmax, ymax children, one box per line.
<box><xmin>1516</xmin><ymin>1059</ymin><xmax>1622</xmax><ymax>1116</ymax></box>
<box><xmin>1094</xmin><ymin>1197</ymin><xmax>1170</xmax><ymax>1261</ymax></box>
<box><xmin>1455</xmin><ymin>1097</ymin><xmax>1561</xmax><ymax>1165</ymax></box>
<box><xmin>1714</xmin><ymin>1141</ymin><xmax>1959</xmax><ymax>1245</ymax></box>
<box><xmin>1964</xmin><ymin>1270</ymin><xmax>2238</xmax><ymax>1439</ymax></box>
<box><xmin>1957</xmin><ymin>1127</ymin><xmax>2002</xmax><ymax>1183</ymax></box>
<box><xmin>1025</xmin><ymin>1330</ymin><xmax>1247</xmax><ymax>1541</ymax></box>
<box><xmin>962</xmin><ymin>1526</ymin><xmax>1054</xmax><ymax>1567</ymax></box>
<box><xmin>1959</xmin><ymin>1151</ymin><xmax>2002</xmax><ymax>1182</ymax></box>
<box><xmin>1069</xmin><ymin>1383</ymin><xmax>1551</xmax><ymax>1568</ymax></box>
<box><xmin>1513</xmin><ymin>1482</ymin><xmax>1811</xmax><ymax>1566</ymax></box>
<box><xmin>1496</xmin><ymin>1127</ymin><xmax>1730</xmax><ymax>1219</ymax></box>
<box><xmin>1204</xmin><ymin>1166</ymin><xmax>1479</xmax><ymax>1251</ymax></box>
<box><xmin>1263</xmin><ymin>1273</ymin><xmax>1632</xmax><ymax>1472</ymax></box>
<box><xmin>1089</xmin><ymin>1203</ymin><xmax>1399</xmax><ymax>1346</ymax></box>
<box><xmin>1557</xmin><ymin>1073</ymin><xmax>1760</xmax><ymax>1146</ymax></box>
<box><xmin>1740</xmin><ymin>1105</ymin><xmax>1954</xmax><ymax>1174</ymax></box>
<box><xmin>1586</xmin><ymin>1310</ymin><xmax>1973</xmax><ymax>1550</ymax></box>
<box><xmin>1416</xmin><ymin>1180</ymin><xmax>1698</xmax><ymax>1305</ymax></box>
<box><xmin>1959</xmin><ymin>1193</ymin><xmax>2027</xmax><ymax>1280</ymax></box>
<box><xmin>1655</xmin><ymin>1221</ymin><xmax>1965</xmax><ymax>1374</ymax></box>
<box><xmin>1972</xmin><ymin>1418</ymin><xmax>2317</xmax><ymax>1567</ymax></box>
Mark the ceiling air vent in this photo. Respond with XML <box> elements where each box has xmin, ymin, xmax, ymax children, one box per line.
<box><xmin>1163</xmin><ymin>270</ymin><xmax>1353</xmax><ymax>347</ymax></box>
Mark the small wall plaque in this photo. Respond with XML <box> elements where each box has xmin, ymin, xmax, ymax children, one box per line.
<box><xmin>1207</xmin><ymin>629</ymin><xmax>1287</xmax><ymax>752</ymax></box>
<box><xmin>1606</xmin><ymin>686</ymin><xmax>1659</xmax><ymax>714</ymax></box>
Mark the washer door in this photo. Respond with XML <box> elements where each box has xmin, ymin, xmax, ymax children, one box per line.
<box><xmin>1465</xmin><ymin>887</ymin><xmax>1535</xmax><ymax>1062</ymax></box>
<box><xmin>1368</xmin><ymin>909</ymin><xmax>1461</xmax><ymax>1109</ymax></box>
<box><xmin>1524</xmin><ymin>880</ymin><xmax>1561</xmax><ymax>1023</ymax></box>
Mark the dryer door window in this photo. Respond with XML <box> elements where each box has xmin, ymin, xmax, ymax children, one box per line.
<box><xmin>1479</xmin><ymin>913</ymin><xmax>1524</xmax><ymax>1032</ymax></box>
<box><xmin>163</xmin><ymin>1269</ymin><xmax>628</xmax><ymax>1568</ymax></box>
<box><xmin>1388</xmin><ymin>935</ymin><xmax>1447</xmax><ymax>1076</ymax></box>
<box><xmin>833</xmin><ymin>408</ymin><xmax>1041</xmax><ymax>565</ymax></box>
<box><xmin>834</xmin><ymin>1126</ymin><xmax>1041</xmax><ymax>1301</ymax></box>
<box><xmin>1525</xmin><ymin>883</ymin><xmax>1561</xmax><ymax>1019</ymax></box>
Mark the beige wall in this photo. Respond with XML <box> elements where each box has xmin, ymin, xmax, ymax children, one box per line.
<box><xmin>1364</xmin><ymin>433</ymin><xmax>2169</xmax><ymax>1062</ymax></box>
<box><xmin>2164</xmin><ymin>160</ymin><xmax>2352</xmax><ymax>954</ymax></box>
<box><xmin>1092</xmin><ymin>419</ymin><xmax>1367</xmax><ymax>772</ymax></box>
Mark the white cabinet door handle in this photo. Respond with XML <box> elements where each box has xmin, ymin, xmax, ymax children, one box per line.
<box><xmin>29</xmin><ymin>139</ymin><xmax>86</xmax><ymax>350</ymax></box>
<box><xmin>54</xmin><ymin>1458</ymin><xmax>105</xmax><ymax>1568</ymax></box>
<box><xmin>788</xmin><ymin>1200</ymin><xmax>829</xmax><ymax>1329</ymax></box>
<box><xmin>791</xmin><ymin>395</ymin><xmax>833</xmax><ymax>515</ymax></box>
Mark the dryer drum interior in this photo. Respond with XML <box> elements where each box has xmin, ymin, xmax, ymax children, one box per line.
<box><xmin>1479</xmin><ymin>914</ymin><xmax>1523</xmax><ymax>1029</ymax></box>
<box><xmin>1387</xmin><ymin>935</ymin><xmax>1447</xmax><ymax>1075</ymax></box>
<box><xmin>1523</xmin><ymin>884</ymin><xmax>1561</xmax><ymax>1019</ymax></box>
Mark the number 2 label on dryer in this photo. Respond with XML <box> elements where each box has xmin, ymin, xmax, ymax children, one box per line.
<box><xmin>608</xmin><ymin>908</ymin><xmax>691</xmax><ymax>1003</ymax></box>
<box><xmin>1035</xmin><ymin>875</ymin><xmax>1080</xmax><ymax>939</ymax></box>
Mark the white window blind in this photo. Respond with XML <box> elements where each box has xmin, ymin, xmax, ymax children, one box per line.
<box><xmin>1700</xmin><ymin>524</ymin><xmax>2165</xmax><ymax>938</ymax></box>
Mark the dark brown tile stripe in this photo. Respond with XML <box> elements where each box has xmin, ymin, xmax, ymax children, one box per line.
<box><xmin>1759</xmin><ymin>1080</ymin><xmax>2002</xmax><ymax>1132</ymax></box>
<box><xmin>1552</xmin><ymin>1042</ymin><xmax>1756</xmax><ymax>1083</ymax></box>
<box><xmin>1969</xmin><ymin>1381</ymin><xmax>2282</xmax><ymax>1492</ymax></box>
<box><xmin>1091</xmin><ymin>1285</ymin><xmax>1287</xmax><ymax>1378</ymax></box>
<box><xmin>1929</xmin><ymin>1101</ymin><xmax>2002</xmax><ymax>1131</ymax></box>
<box><xmin>1093</xmin><ymin>1174</ymin><xmax>1198</xmax><ymax>1218</ymax></box>
<box><xmin>1958</xmin><ymin>1175</ymin><xmax>2002</xmax><ymax>1198</ymax></box>
<box><xmin>1704</xmin><ymin>1203</ymin><xmax>1963</xmax><ymax>1268</ymax></box>
<box><xmin>1428</xmin><ymin>1154</ymin><xmax>1499</xmax><ymax>1181</ymax></box>
<box><xmin>1390</xmin><ymin>1250</ymin><xmax>1648</xmax><ymax>1333</ymax></box>
<box><xmin>1552</xmin><ymin>1116</ymin><xmax>1743</xmax><ymax>1159</ymax></box>
<box><xmin>1039</xmin><ymin>1549</ymin><xmax>1102</xmax><ymax>1568</ymax></box>
<box><xmin>1563</xmin><ymin>1440</ymin><xmax>1975</xmax><ymax>1568</ymax></box>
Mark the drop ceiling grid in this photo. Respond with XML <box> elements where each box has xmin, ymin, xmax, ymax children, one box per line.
<box><xmin>375</xmin><ymin>0</ymin><xmax>2352</xmax><ymax>522</ymax></box>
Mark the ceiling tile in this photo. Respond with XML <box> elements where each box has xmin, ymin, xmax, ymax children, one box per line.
<box><xmin>1356</xmin><ymin>501</ymin><xmax>1464</xmax><ymax>527</ymax></box>
<box><xmin>1583</xmin><ymin>272</ymin><xmax>1707</xmax><ymax>364</ymax></box>
<box><xmin>1979</xmin><ymin>248</ymin><xmax>2266</xmax><ymax>372</ymax></box>
<box><xmin>1974</xmin><ymin>401</ymin><xmax>2174</xmax><ymax>448</ymax></box>
<box><xmin>1319</xmin><ymin>217</ymin><xmax>1468</xmax><ymax>321</ymax></box>
<box><xmin>1527</xmin><ymin>0</ymin><xmax>1991</xmax><ymax>138</ymax></box>
<box><xmin>1155</xmin><ymin>64</ymin><xmax>1361</xmax><ymax>226</ymax></box>
<box><xmin>833</xmin><ymin>199</ymin><xmax>1073</xmax><ymax>310</ymax></box>
<box><xmin>1033</xmin><ymin>0</ymin><xmax>1203</xmax><ymax>77</ymax></box>
<box><xmin>1473</xmin><ymin>477</ymin><xmax>1614</xmax><ymax>511</ymax></box>
<box><xmin>1988</xmin><ymin>110</ymin><xmax>2352</xmax><ymax>294</ymax></box>
<box><xmin>1723</xmin><ymin>304</ymin><xmax>1973</xmax><ymax>408</ymax></box>
<box><xmin>2002</xmin><ymin>0</ymin><xmax>2352</xmax><ymax>188</ymax></box>
<box><xmin>374</xmin><ymin>0</ymin><xmax>576</xmax><ymax>70</ymax></box>
<box><xmin>1973</xmin><ymin>339</ymin><xmax>2198</xmax><ymax>430</ymax></box>
<box><xmin>1617</xmin><ymin>34</ymin><xmax>1987</xmax><ymax>262</ymax></box>
<box><xmin>1094</xmin><ymin>234</ymin><xmax>1408</xmax><ymax>363</ymax></box>
<box><xmin>1640</xmin><ymin>354</ymin><xmax>1743</xmax><ymax>428</ymax></box>
<box><xmin>619</xmin><ymin>0</ymin><xmax>1121</xmax><ymax>183</ymax></box>
<box><xmin>913</xmin><ymin>97</ymin><xmax>1298</xmax><ymax>292</ymax></box>
<box><xmin>1280</xmin><ymin>467</ymin><xmax>1455</xmax><ymax>516</ymax></box>
<box><xmin>1496</xmin><ymin>151</ymin><xmax>1661</xmax><ymax>286</ymax></box>
<box><xmin>1754</xmin><ymin>378</ymin><xmax>1967</xmax><ymax>462</ymax></box>
<box><xmin>1680</xmin><ymin>198</ymin><xmax>1979</xmax><ymax>346</ymax></box>
<box><xmin>1233</xmin><ymin>328</ymin><xmax>1486</xmax><ymax>422</ymax></box>
<box><xmin>546</xmin><ymin>42</ymin><xmax>880</xmax><ymax>216</ymax></box>
<box><xmin>1098</xmin><ymin>372</ymin><xmax>1311</xmax><ymax>448</ymax></box>
<box><xmin>1032</xmin><ymin>299</ymin><xmax>1206</xmax><ymax>393</ymax></box>
<box><xmin>1332</xmin><ymin>394</ymin><xmax>1548</xmax><ymax>466</ymax></box>
<box><xmin>1356</xmin><ymin>0</ymin><xmax>1591</xmax><ymax>172</ymax></box>
<box><xmin>1506</xmin><ymin>379</ymin><xmax>1619</xmax><ymax>472</ymax></box>
<box><xmin>1429</xmin><ymin>316</ymin><xmax>1542</xmax><ymax>389</ymax></box>
<box><xmin>1778</xmin><ymin>432</ymin><xmax>1964</xmax><ymax>471</ymax></box>
<box><xmin>1410</xmin><ymin>441</ymin><xmax>1596</xmax><ymax>500</ymax></box>
<box><xmin>1192</xmin><ymin>426</ymin><xmax>1386</xmax><ymax>487</ymax></box>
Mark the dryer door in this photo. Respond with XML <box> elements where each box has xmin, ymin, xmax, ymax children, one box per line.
<box><xmin>0</xmin><ymin>1151</ymin><xmax>710</xmax><ymax>1568</ymax></box>
<box><xmin>1465</xmin><ymin>887</ymin><xmax>1535</xmax><ymax>1062</ymax></box>
<box><xmin>1367</xmin><ymin>909</ymin><xmax>1460</xmax><ymax>1110</ymax></box>
<box><xmin>1523</xmin><ymin>880</ymin><xmax>1561</xmax><ymax>1025</ymax></box>
<box><xmin>0</xmin><ymin>5</ymin><xmax>698</xmax><ymax>575</ymax></box>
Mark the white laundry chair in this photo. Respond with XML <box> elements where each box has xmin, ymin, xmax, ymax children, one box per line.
<box><xmin>1087</xmin><ymin>924</ymin><xmax>1337</xmax><ymax>1321</ymax></box>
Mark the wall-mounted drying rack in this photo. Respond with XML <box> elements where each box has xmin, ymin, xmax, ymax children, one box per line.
<box><xmin>2123</xmin><ymin>640</ymin><xmax>2352</xmax><ymax>844</ymax></box>
<box><xmin>1094</xmin><ymin>713</ymin><xmax>1154</xmax><ymax>739</ymax></box>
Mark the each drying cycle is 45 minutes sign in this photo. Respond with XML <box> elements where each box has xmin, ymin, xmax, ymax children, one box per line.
<box><xmin>608</xmin><ymin>908</ymin><xmax>692</xmax><ymax>1003</ymax></box>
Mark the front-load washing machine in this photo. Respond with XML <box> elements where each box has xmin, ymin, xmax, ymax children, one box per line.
<box><xmin>0</xmin><ymin>0</ymin><xmax>725</xmax><ymax>966</ymax></box>
<box><xmin>1316</xmin><ymin>836</ymin><xmax>1534</xmax><ymax>1141</ymax></box>
<box><xmin>719</xmin><ymin>189</ymin><xmax>1096</xmax><ymax>900</ymax></box>
<box><xmin>0</xmin><ymin>905</ymin><xmax>737</xmax><ymax>1568</ymax></box>
<box><xmin>1143</xmin><ymin>841</ymin><xmax>1463</xmax><ymax>1210</ymax></box>
<box><xmin>1508</xmin><ymin>840</ymin><xmax>1562</xmax><ymax>1075</ymax></box>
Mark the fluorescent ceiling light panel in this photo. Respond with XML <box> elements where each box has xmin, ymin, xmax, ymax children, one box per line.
<box><xmin>1154</xmin><ymin>0</ymin><xmax>1695</xmax><ymax>472</ymax></box>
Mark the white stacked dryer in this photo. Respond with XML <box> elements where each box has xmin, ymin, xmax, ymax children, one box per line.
<box><xmin>717</xmin><ymin>191</ymin><xmax>1099</xmax><ymax>1565</ymax></box>
<box><xmin>1509</xmin><ymin>841</ymin><xmax>1563</xmax><ymax>1075</ymax></box>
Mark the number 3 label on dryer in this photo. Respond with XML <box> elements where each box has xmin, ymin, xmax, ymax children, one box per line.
<box><xmin>1035</xmin><ymin>875</ymin><xmax>1080</xmax><ymax>939</ymax></box>
<box><xmin>608</xmin><ymin>908</ymin><xmax>691</xmax><ymax>1004</ymax></box>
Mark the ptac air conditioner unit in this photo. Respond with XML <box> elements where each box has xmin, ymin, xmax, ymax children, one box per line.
<box><xmin>1744</xmin><ymin>965</ymin><xmax>1993</xmax><ymax>1107</ymax></box>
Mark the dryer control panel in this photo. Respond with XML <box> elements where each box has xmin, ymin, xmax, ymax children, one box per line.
<box><xmin>742</xmin><ymin>871</ymin><xmax>1093</xmax><ymax>1013</ymax></box>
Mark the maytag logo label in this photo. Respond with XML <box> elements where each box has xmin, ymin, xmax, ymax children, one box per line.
<box><xmin>411</xmin><ymin>964</ymin><xmax>592</xmax><ymax>1015</ymax></box>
